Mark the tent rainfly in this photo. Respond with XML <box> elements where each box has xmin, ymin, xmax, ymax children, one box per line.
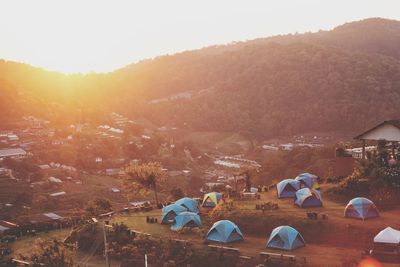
<box><xmin>170</xmin><ymin>212</ymin><xmax>202</xmax><ymax>231</ymax></box>
<box><xmin>174</xmin><ymin>197</ymin><xmax>200</xmax><ymax>213</ymax></box>
<box><xmin>206</xmin><ymin>220</ymin><xmax>244</xmax><ymax>243</ymax></box>
<box><xmin>161</xmin><ymin>204</ymin><xmax>187</xmax><ymax>224</ymax></box>
<box><xmin>295</xmin><ymin>173</ymin><xmax>319</xmax><ymax>189</ymax></box>
<box><xmin>202</xmin><ymin>192</ymin><xmax>223</xmax><ymax>207</ymax></box>
<box><xmin>344</xmin><ymin>197</ymin><xmax>379</xmax><ymax>220</ymax></box>
<box><xmin>294</xmin><ymin>188</ymin><xmax>323</xmax><ymax>208</ymax></box>
<box><xmin>374</xmin><ymin>227</ymin><xmax>400</xmax><ymax>244</ymax></box>
<box><xmin>276</xmin><ymin>179</ymin><xmax>300</xmax><ymax>198</ymax></box>
<box><xmin>266</xmin><ymin>226</ymin><xmax>306</xmax><ymax>250</ymax></box>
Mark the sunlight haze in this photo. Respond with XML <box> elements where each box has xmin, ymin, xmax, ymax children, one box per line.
<box><xmin>0</xmin><ymin>0</ymin><xmax>399</xmax><ymax>73</ymax></box>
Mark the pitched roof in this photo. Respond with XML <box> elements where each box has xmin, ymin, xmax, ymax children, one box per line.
<box><xmin>374</xmin><ymin>227</ymin><xmax>400</xmax><ymax>244</ymax></box>
<box><xmin>354</xmin><ymin>120</ymin><xmax>400</xmax><ymax>140</ymax></box>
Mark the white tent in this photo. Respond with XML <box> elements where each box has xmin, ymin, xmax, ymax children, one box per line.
<box><xmin>374</xmin><ymin>227</ymin><xmax>400</xmax><ymax>244</ymax></box>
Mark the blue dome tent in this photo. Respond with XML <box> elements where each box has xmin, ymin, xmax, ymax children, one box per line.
<box><xmin>294</xmin><ymin>188</ymin><xmax>323</xmax><ymax>208</ymax></box>
<box><xmin>276</xmin><ymin>179</ymin><xmax>300</xmax><ymax>198</ymax></box>
<box><xmin>174</xmin><ymin>197</ymin><xmax>200</xmax><ymax>213</ymax></box>
<box><xmin>266</xmin><ymin>226</ymin><xmax>306</xmax><ymax>250</ymax></box>
<box><xmin>344</xmin><ymin>197</ymin><xmax>379</xmax><ymax>220</ymax></box>
<box><xmin>295</xmin><ymin>173</ymin><xmax>319</xmax><ymax>189</ymax></box>
<box><xmin>206</xmin><ymin>220</ymin><xmax>244</xmax><ymax>243</ymax></box>
<box><xmin>161</xmin><ymin>204</ymin><xmax>187</xmax><ymax>224</ymax></box>
<box><xmin>171</xmin><ymin>212</ymin><xmax>202</xmax><ymax>231</ymax></box>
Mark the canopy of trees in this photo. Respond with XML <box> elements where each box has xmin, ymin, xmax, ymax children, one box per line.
<box><xmin>1</xmin><ymin>18</ymin><xmax>400</xmax><ymax>138</ymax></box>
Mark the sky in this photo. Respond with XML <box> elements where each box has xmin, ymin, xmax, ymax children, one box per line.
<box><xmin>0</xmin><ymin>0</ymin><xmax>399</xmax><ymax>74</ymax></box>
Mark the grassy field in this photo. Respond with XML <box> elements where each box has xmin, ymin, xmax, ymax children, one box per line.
<box><xmin>10</xmin><ymin>228</ymin><xmax>71</xmax><ymax>257</ymax></box>
<box><xmin>106</xmin><ymin>186</ymin><xmax>400</xmax><ymax>267</ymax></box>
<box><xmin>10</xmin><ymin>184</ymin><xmax>400</xmax><ymax>266</ymax></box>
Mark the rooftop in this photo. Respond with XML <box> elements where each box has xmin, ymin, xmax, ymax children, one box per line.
<box><xmin>0</xmin><ymin>148</ymin><xmax>27</xmax><ymax>158</ymax></box>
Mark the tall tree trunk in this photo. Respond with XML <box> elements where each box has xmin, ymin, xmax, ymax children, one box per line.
<box><xmin>245</xmin><ymin>174</ymin><xmax>251</xmax><ymax>192</ymax></box>
<box><xmin>153</xmin><ymin>184</ymin><xmax>159</xmax><ymax>206</ymax></box>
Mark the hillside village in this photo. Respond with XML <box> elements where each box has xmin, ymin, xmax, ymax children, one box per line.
<box><xmin>0</xmin><ymin>105</ymin><xmax>399</xmax><ymax>266</ymax></box>
<box><xmin>1</xmin><ymin>8</ymin><xmax>400</xmax><ymax>267</ymax></box>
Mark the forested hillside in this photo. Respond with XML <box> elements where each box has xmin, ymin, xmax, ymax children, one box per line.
<box><xmin>1</xmin><ymin>18</ymin><xmax>400</xmax><ymax>138</ymax></box>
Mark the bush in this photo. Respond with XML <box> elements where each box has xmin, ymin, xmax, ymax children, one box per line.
<box><xmin>333</xmin><ymin>169</ymin><xmax>370</xmax><ymax>196</ymax></box>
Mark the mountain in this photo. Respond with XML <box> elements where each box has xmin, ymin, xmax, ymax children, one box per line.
<box><xmin>1</xmin><ymin>18</ymin><xmax>400</xmax><ymax>139</ymax></box>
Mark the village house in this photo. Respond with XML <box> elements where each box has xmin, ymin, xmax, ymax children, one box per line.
<box><xmin>0</xmin><ymin>148</ymin><xmax>27</xmax><ymax>159</ymax></box>
<box><xmin>354</xmin><ymin>120</ymin><xmax>400</xmax><ymax>159</ymax></box>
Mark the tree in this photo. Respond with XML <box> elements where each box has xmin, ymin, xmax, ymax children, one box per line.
<box><xmin>125</xmin><ymin>162</ymin><xmax>164</xmax><ymax>205</ymax></box>
<box><xmin>170</xmin><ymin>187</ymin><xmax>184</xmax><ymax>201</ymax></box>
<box><xmin>85</xmin><ymin>198</ymin><xmax>112</xmax><ymax>216</ymax></box>
<box><xmin>237</xmin><ymin>166</ymin><xmax>258</xmax><ymax>192</ymax></box>
<box><xmin>26</xmin><ymin>239</ymin><xmax>74</xmax><ymax>267</ymax></box>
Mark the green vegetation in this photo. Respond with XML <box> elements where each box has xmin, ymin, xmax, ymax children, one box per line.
<box><xmin>125</xmin><ymin>162</ymin><xmax>165</xmax><ymax>205</ymax></box>
<box><xmin>331</xmin><ymin>140</ymin><xmax>400</xmax><ymax>209</ymax></box>
<box><xmin>2</xmin><ymin>19</ymin><xmax>400</xmax><ymax>139</ymax></box>
<box><xmin>170</xmin><ymin>187</ymin><xmax>185</xmax><ymax>201</ymax></box>
<box><xmin>27</xmin><ymin>239</ymin><xmax>74</xmax><ymax>267</ymax></box>
<box><xmin>85</xmin><ymin>198</ymin><xmax>112</xmax><ymax>216</ymax></box>
<box><xmin>237</xmin><ymin>166</ymin><xmax>258</xmax><ymax>192</ymax></box>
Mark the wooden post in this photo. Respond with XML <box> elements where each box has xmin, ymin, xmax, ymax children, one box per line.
<box><xmin>362</xmin><ymin>140</ymin><xmax>366</xmax><ymax>160</ymax></box>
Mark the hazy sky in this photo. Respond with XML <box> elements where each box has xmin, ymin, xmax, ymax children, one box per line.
<box><xmin>0</xmin><ymin>0</ymin><xmax>399</xmax><ymax>73</ymax></box>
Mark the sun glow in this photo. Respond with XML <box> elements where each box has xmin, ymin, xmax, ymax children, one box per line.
<box><xmin>0</xmin><ymin>0</ymin><xmax>399</xmax><ymax>73</ymax></box>
<box><xmin>357</xmin><ymin>257</ymin><xmax>382</xmax><ymax>267</ymax></box>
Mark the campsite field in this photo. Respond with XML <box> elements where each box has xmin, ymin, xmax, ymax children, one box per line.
<box><xmin>10</xmin><ymin>185</ymin><xmax>400</xmax><ymax>266</ymax></box>
<box><xmin>107</xmin><ymin>186</ymin><xmax>400</xmax><ymax>267</ymax></box>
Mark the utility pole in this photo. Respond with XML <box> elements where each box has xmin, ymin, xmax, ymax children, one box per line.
<box><xmin>102</xmin><ymin>221</ymin><xmax>110</xmax><ymax>267</ymax></box>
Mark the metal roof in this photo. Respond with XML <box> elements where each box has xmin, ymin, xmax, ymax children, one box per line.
<box><xmin>354</xmin><ymin>120</ymin><xmax>400</xmax><ymax>140</ymax></box>
<box><xmin>0</xmin><ymin>148</ymin><xmax>27</xmax><ymax>158</ymax></box>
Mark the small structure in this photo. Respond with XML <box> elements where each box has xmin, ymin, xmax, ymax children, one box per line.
<box><xmin>29</xmin><ymin>212</ymin><xmax>63</xmax><ymax>224</ymax></box>
<box><xmin>48</xmin><ymin>177</ymin><xmax>62</xmax><ymax>183</ymax></box>
<box><xmin>7</xmin><ymin>134</ymin><xmax>19</xmax><ymax>141</ymax></box>
<box><xmin>276</xmin><ymin>179</ymin><xmax>300</xmax><ymax>198</ymax></box>
<box><xmin>161</xmin><ymin>204</ymin><xmax>187</xmax><ymax>224</ymax></box>
<box><xmin>294</xmin><ymin>188</ymin><xmax>323</xmax><ymax>208</ymax></box>
<box><xmin>354</xmin><ymin>120</ymin><xmax>400</xmax><ymax>159</ymax></box>
<box><xmin>295</xmin><ymin>173</ymin><xmax>319</xmax><ymax>189</ymax></box>
<box><xmin>243</xmin><ymin>187</ymin><xmax>258</xmax><ymax>193</ymax></box>
<box><xmin>170</xmin><ymin>212</ymin><xmax>202</xmax><ymax>231</ymax></box>
<box><xmin>38</xmin><ymin>164</ymin><xmax>50</xmax><ymax>170</ymax></box>
<box><xmin>344</xmin><ymin>197</ymin><xmax>379</xmax><ymax>220</ymax></box>
<box><xmin>206</xmin><ymin>220</ymin><xmax>244</xmax><ymax>243</ymax></box>
<box><xmin>105</xmin><ymin>168</ymin><xmax>121</xmax><ymax>176</ymax></box>
<box><xmin>266</xmin><ymin>226</ymin><xmax>305</xmax><ymax>251</ymax></box>
<box><xmin>0</xmin><ymin>220</ymin><xmax>18</xmax><ymax>233</ymax></box>
<box><xmin>0</xmin><ymin>148</ymin><xmax>27</xmax><ymax>159</ymax></box>
<box><xmin>174</xmin><ymin>197</ymin><xmax>199</xmax><ymax>214</ymax></box>
<box><xmin>111</xmin><ymin>187</ymin><xmax>120</xmax><ymax>193</ymax></box>
<box><xmin>50</xmin><ymin>191</ymin><xmax>66</xmax><ymax>197</ymax></box>
<box><xmin>43</xmin><ymin>213</ymin><xmax>63</xmax><ymax>220</ymax></box>
<box><xmin>202</xmin><ymin>192</ymin><xmax>223</xmax><ymax>207</ymax></box>
<box><xmin>372</xmin><ymin>227</ymin><xmax>400</xmax><ymax>257</ymax></box>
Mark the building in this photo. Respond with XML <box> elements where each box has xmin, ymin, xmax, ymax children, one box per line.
<box><xmin>345</xmin><ymin>146</ymin><xmax>376</xmax><ymax>159</ymax></box>
<box><xmin>354</xmin><ymin>120</ymin><xmax>400</xmax><ymax>159</ymax></box>
<box><xmin>7</xmin><ymin>134</ymin><xmax>19</xmax><ymax>142</ymax></box>
<box><xmin>106</xmin><ymin>168</ymin><xmax>122</xmax><ymax>176</ymax></box>
<box><xmin>0</xmin><ymin>148</ymin><xmax>27</xmax><ymax>159</ymax></box>
<box><xmin>50</xmin><ymin>191</ymin><xmax>66</xmax><ymax>197</ymax></box>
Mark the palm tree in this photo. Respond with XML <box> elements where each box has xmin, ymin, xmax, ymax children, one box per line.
<box><xmin>125</xmin><ymin>162</ymin><xmax>164</xmax><ymax>206</ymax></box>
